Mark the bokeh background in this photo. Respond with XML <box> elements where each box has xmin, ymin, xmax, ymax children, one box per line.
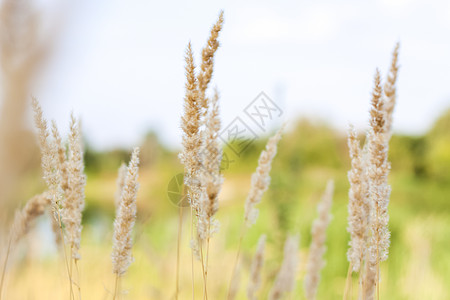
<box><xmin>0</xmin><ymin>0</ymin><xmax>449</xmax><ymax>299</ymax></box>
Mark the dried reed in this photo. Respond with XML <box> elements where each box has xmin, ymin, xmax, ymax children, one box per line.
<box><xmin>384</xmin><ymin>43</ymin><xmax>400</xmax><ymax>136</ymax></box>
<box><xmin>362</xmin><ymin>70</ymin><xmax>392</xmax><ymax>300</ymax></box>
<box><xmin>304</xmin><ymin>180</ymin><xmax>334</xmax><ymax>300</ymax></box>
<box><xmin>197</xmin><ymin>11</ymin><xmax>224</xmax><ymax>114</ymax></box>
<box><xmin>268</xmin><ymin>234</ymin><xmax>299</xmax><ymax>300</ymax></box>
<box><xmin>198</xmin><ymin>89</ymin><xmax>223</xmax><ymax>241</ymax></box>
<box><xmin>247</xmin><ymin>234</ymin><xmax>266</xmax><ymax>300</ymax></box>
<box><xmin>245</xmin><ymin>127</ymin><xmax>283</xmax><ymax>226</ymax></box>
<box><xmin>63</xmin><ymin>115</ymin><xmax>86</xmax><ymax>261</ymax></box>
<box><xmin>112</xmin><ymin>147</ymin><xmax>140</xmax><ymax>276</ymax></box>
<box><xmin>346</xmin><ymin>126</ymin><xmax>370</xmax><ymax>273</ymax></box>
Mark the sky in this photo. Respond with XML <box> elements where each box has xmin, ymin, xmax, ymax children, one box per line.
<box><xmin>31</xmin><ymin>0</ymin><xmax>450</xmax><ymax>150</ymax></box>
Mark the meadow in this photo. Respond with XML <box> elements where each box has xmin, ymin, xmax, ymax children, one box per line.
<box><xmin>2</xmin><ymin>110</ymin><xmax>450</xmax><ymax>299</ymax></box>
<box><xmin>0</xmin><ymin>3</ymin><xmax>450</xmax><ymax>300</ymax></box>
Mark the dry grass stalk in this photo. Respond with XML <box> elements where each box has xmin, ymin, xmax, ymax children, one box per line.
<box><xmin>198</xmin><ymin>89</ymin><xmax>223</xmax><ymax>241</ymax></box>
<box><xmin>198</xmin><ymin>89</ymin><xmax>223</xmax><ymax>299</ymax></box>
<box><xmin>244</xmin><ymin>127</ymin><xmax>283</xmax><ymax>226</ymax></box>
<box><xmin>197</xmin><ymin>11</ymin><xmax>224</xmax><ymax>114</ymax></box>
<box><xmin>179</xmin><ymin>41</ymin><xmax>203</xmax><ymax>300</ymax></box>
<box><xmin>10</xmin><ymin>192</ymin><xmax>50</xmax><ymax>244</ymax></box>
<box><xmin>346</xmin><ymin>127</ymin><xmax>370</xmax><ymax>273</ymax></box>
<box><xmin>268</xmin><ymin>234</ymin><xmax>299</xmax><ymax>300</ymax></box>
<box><xmin>63</xmin><ymin>115</ymin><xmax>86</xmax><ymax>261</ymax></box>
<box><xmin>247</xmin><ymin>234</ymin><xmax>266</xmax><ymax>300</ymax></box>
<box><xmin>51</xmin><ymin>121</ymin><xmax>69</xmax><ymax>193</ymax></box>
<box><xmin>112</xmin><ymin>147</ymin><xmax>140</xmax><ymax>277</ymax></box>
<box><xmin>115</xmin><ymin>163</ymin><xmax>128</xmax><ymax>208</ymax></box>
<box><xmin>49</xmin><ymin>121</ymin><xmax>67</xmax><ymax>247</ymax></box>
<box><xmin>383</xmin><ymin>43</ymin><xmax>400</xmax><ymax>136</ymax></box>
<box><xmin>229</xmin><ymin>127</ymin><xmax>283</xmax><ymax>299</ymax></box>
<box><xmin>304</xmin><ymin>180</ymin><xmax>334</xmax><ymax>300</ymax></box>
<box><xmin>362</xmin><ymin>70</ymin><xmax>392</xmax><ymax>300</ymax></box>
<box><xmin>32</xmin><ymin>97</ymin><xmax>75</xmax><ymax>299</ymax></box>
<box><xmin>1</xmin><ymin>192</ymin><xmax>50</xmax><ymax>295</ymax></box>
<box><xmin>31</xmin><ymin>98</ymin><xmax>62</xmax><ymax>217</ymax></box>
<box><xmin>179</xmin><ymin>42</ymin><xmax>202</xmax><ymax>213</ymax></box>
<box><xmin>48</xmin><ymin>121</ymin><xmax>67</xmax><ymax>247</ymax></box>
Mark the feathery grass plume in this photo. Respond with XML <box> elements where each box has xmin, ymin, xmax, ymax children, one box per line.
<box><xmin>346</xmin><ymin>126</ymin><xmax>370</xmax><ymax>273</ymax></box>
<box><xmin>363</xmin><ymin>70</ymin><xmax>392</xmax><ymax>300</ymax></box>
<box><xmin>268</xmin><ymin>234</ymin><xmax>299</xmax><ymax>300</ymax></box>
<box><xmin>247</xmin><ymin>234</ymin><xmax>266</xmax><ymax>300</ymax></box>
<box><xmin>31</xmin><ymin>98</ymin><xmax>62</xmax><ymax>215</ymax></box>
<box><xmin>304</xmin><ymin>180</ymin><xmax>334</xmax><ymax>300</ymax></box>
<box><xmin>10</xmin><ymin>192</ymin><xmax>50</xmax><ymax>244</ymax></box>
<box><xmin>32</xmin><ymin>98</ymin><xmax>75</xmax><ymax>298</ymax></box>
<box><xmin>51</xmin><ymin>121</ymin><xmax>68</xmax><ymax>193</ymax></box>
<box><xmin>179</xmin><ymin>43</ymin><xmax>202</xmax><ymax>212</ymax></box>
<box><xmin>62</xmin><ymin>115</ymin><xmax>86</xmax><ymax>260</ymax></box>
<box><xmin>34</xmin><ymin>106</ymin><xmax>62</xmax><ymax>245</ymax></box>
<box><xmin>1</xmin><ymin>192</ymin><xmax>50</xmax><ymax>300</ymax></box>
<box><xmin>197</xmin><ymin>89</ymin><xmax>223</xmax><ymax>241</ymax></box>
<box><xmin>244</xmin><ymin>127</ymin><xmax>283</xmax><ymax>226</ymax></box>
<box><xmin>50</xmin><ymin>121</ymin><xmax>67</xmax><ymax>246</ymax></box>
<box><xmin>368</xmin><ymin>70</ymin><xmax>391</xmax><ymax>262</ymax></box>
<box><xmin>112</xmin><ymin>147</ymin><xmax>140</xmax><ymax>276</ymax></box>
<box><xmin>115</xmin><ymin>163</ymin><xmax>127</xmax><ymax>209</ymax></box>
<box><xmin>383</xmin><ymin>43</ymin><xmax>400</xmax><ymax>136</ymax></box>
<box><xmin>197</xmin><ymin>11</ymin><xmax>224</xmax><ymax>113</ymax></box>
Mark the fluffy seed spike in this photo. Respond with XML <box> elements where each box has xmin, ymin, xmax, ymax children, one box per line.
<box><xmin>31</xmin><ymin>98</ymin><xmax>62</xmax><ymax>219</ymax></box>
<box><xmin>112</xmin><ymin>147</ymin><xmax>140</xmax><ymax>276</ymax></box>
<box><xmin>268</xmin><ymin>234</ymin><xmax>299</xmax><ymax>300</ymax></box>
<box><xmin>363</xmin><ymin>70</ymin><xmax>392</xmax><ymax>300</ymax></box>
<box><xmin>304</xmin><ymin>180</ymin><xmax>334</xmax><ymax>300</ymax></box>
<box><xmin>370</xmin><ymin>69</ymin><xmax>384</xmax><ymax>134</ymax></box>
<box><xmin>64</xmin><ymin>114</ymin><xmax>86</xmax><ymax>260</ymax></box>
<box><xmin>197</xmin><ymin>11</ymin><xmax>224</xmax><ymax>112</ymax></box>
<box><xmin>11</xmin><ymin>192</ymin><xmax>51</xmax><ymax>244</ymax></box>
<box><xmin>244</xmin><ymin>127</ymin><xmax>283</xmax><ymax>227</ymax></box>
<box><xmin>384</xmin><ymin>42</ymin><xmax>400</xmax><ymax>135</ymax></box>
<box><xmin>179</xmin><ymin>42</ymin><xmax>202</xmax><ymax>213</ymax></box>
<box><xmin>197</xmin><ymin>89</ymin><xmax>223</xmax><ymax>241</ymax></box>
<box><xmin>115</xmin><ymin>163</ymin><xmax>127</xmax><ymax>209</ymax></box>
<box><xmin>51</xmin><ymin>120</ymin><xmax>68</xmax><ymax>193</ymax></box>
<box><xmin>346</xmin><ymin>126</ymin><xmax>370</xmax><ymax>272</ymax></box>
<box><xmin>247</xmin><ymin>234</ymin><xmax>266</xmax><ymax>300</ymax></box>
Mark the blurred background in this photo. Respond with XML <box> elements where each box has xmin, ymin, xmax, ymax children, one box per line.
<box><xmin>0</xmin><ymin>0</ymin><xmax>449</xmax><ymax>299</ymax></box>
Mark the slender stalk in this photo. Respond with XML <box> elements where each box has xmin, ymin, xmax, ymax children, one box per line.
<box><xmin>190</xmin><ymin>206</ymin><xmax>195</xmax><ymax>300</ymax></box>
<box><xmin>358</xmin><ymin>261</ymin><xmax>363</xmax><ymax>300</ymax></box>
<box><xmin>0</xmin><ymin>235</ymin><xmax>12</xmax><ymax>300</ymax></box>
<box><xmin>113</xmin><ymin>274</ymin><xmax>119</xmax><ymax>300</ymax></box>
<box><xmin>376</xmin><ymin>204</ymin><xmax>380</xmax><ymax>300</ymax></box>
<box><xmin>199</xmin><ymin>239</ymin><xmax>208</xmax><ymax>300</ymax></box>
<box><xmin>204</xmin><ymin>223</ymin><xmax>211</xmax><ymax>300</ymax></box>
<box><xmin>75</xmin><ymin>260</ymin><xmax>81</xmax><ymax>300</ymax></box>
<box><xmin>175</xmin><ymin>205</ymin><xmax>183</xmax><ymax>300</ymax></box>
<box><xmin>227</xmin><ymin>225</ymin><xmax>246</xmax><ymax>300</ymax></box>
<box><xmin>343</xmin><ymin>263</ymin><xmax>353</xmax><ymax>300</ymax></box>
<box><xmin>56</xmin><ymin>209</ymin><xmax>74</xmax><ymax>300</ymax></box>
<box><xmin>69</xmin><ymin>250</ymin><xmax>74</xmax><ymax>300</ymax></box>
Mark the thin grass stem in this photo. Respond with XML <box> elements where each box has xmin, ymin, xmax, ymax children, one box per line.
<box><xmin>175</xmin><ymin>205</ymin><xmax>183</xmax><ymax>300</ymax></box>
<box><xmin>0</xmin><ymin>235</ymin><xmax>12</xmax><ymax>300</ymax></box>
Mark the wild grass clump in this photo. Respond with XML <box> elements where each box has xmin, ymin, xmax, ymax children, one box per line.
<box><xmin>0</xmin><ymin>8</ymin><xmax>402</xmax><ymax>300</ymax></box>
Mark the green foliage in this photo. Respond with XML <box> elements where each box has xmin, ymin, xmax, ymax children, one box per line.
<box><xmin>425</xmin><ymin>109</ymin><xmax>450</xmax><ymax>182</ymax></box>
